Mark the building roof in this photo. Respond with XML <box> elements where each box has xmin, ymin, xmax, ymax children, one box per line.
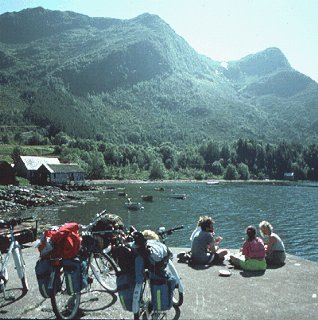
<box><xmin>42</xmin><ymin>163</ymin><xmax>85</xmax><ymax>174</ymax></box>
<box><xmin>19</xmin><ymin>156</ymin><xmax>60</xmax><ymax>170</ymax></box>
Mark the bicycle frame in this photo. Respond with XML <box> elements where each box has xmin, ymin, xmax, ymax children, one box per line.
<box><xmin>167</xmin><ymin>259</ymin><xmax>184</xmax><ymax>293</ymax></box>
<box><xmin>0</xmin><ymin>227</ymin><xmax>26</xmax><ymax>300</ymax></box>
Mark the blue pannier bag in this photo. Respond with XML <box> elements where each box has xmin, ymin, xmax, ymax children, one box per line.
<box><xmin>116</xmin><ymin>273</ymin><xmax>135</xmax><ymax>311</ymax></box>
<box><xmin>35</xmin><ymin>259</ymin><xmax>54</xmax><ymax>298</ymax></box>
<box><xmin>150</xmin><ymin>273</ymin><xmax>176</xmax><ymax>311</ymax></box>
<box><xmin>63</xmin><ymin>257</ymin><xmax>88</xmax><ymax>295</ymax></box>
<box><xmin>81</xmin><ymin>258</ymin><xmax>89</xmax><ymax>290</ymax></box>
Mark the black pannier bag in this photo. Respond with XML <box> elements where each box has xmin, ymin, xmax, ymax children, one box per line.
<box><xmin>113</xmin><ymin>244</ymin><xmax>137</xmax><ymax>275</ymax></box>
<box><xmin>35</xmin><ymin>259</ymin><xmax>55</xmax><ymax>298</ymax></box>
<box><xmin>91</xmin><ymin>213</ymin><xmax>125</xmax><ymax>248</ymax></box>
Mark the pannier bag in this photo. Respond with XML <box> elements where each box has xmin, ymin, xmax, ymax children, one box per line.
<box><xmin>38</xmin><ymin>222</ymin><xmax>81</xmax><ymax>259</ymax></box>
<box><xmin>150</xmin><ymin>273</ymin><xmax>176</xmax><ymax>311</ymax></box>
<box><xmin>116</xmin><ymin>273</ymin><xmax>135</xmax><ymax>312</ymax></box>
<box><xmin>114</xmin><ymin>244</ymin><xmax>137</xmax><ymax>275</ymax></box>
<box><xmin>63</xmin><ymin>257</ymin><xmax>89</xmax><ymax>295</ymax></box>
<box><xmin>146</xmin><ymin>240</ymin><xmax>171</xmax><ymax>272</ymax></box>
<box><xmin>35</xmin><ymin>259</ymin><xmax>55</xmax><ymax>298</ymax></box>
<box><xmin>91</xmin><ymin>213</ymin><xmax>125</xmax><ymax>248</ymax></box>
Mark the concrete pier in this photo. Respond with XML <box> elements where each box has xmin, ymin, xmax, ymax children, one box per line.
<box><xmin>1</xmin><ymin>246</ymin><xmax>317</xmax><ymax>319</ymax></box>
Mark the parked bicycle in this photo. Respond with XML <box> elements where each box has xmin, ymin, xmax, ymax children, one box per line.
<box><xmin>0</xmin><ymin>217</ymin><xmax>37</xmax><ymax>301</ymax></box>
<box><xmin>115</xmin><ymin>224</ymin><xmax>185</xmax><ymax>320</ymax></box>
<box><xmin>35</xmin><ymin>211</ymin><xmax>121</xmax><ymax>320</ymax></box>
<box><xmin>81</xmin><ymin>210</ymin><xmax>121</xmax><ymax>293</ymax></box>
<box><xmin>156</xmin><ymin>225</ymin><xmax>184</xmax><ymax>307</ymax></box>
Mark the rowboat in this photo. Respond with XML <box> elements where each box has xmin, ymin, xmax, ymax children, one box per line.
<box><xmin>141</xmin><ymin>195</ymin><xmax>153</xmax><ymax>202</ymax></box>
<box><xmin>125</xmin><ymin>202</ymin><xmax>144</xmax><ymax>210</ymax></box>
<box><xmin>170</xmin><ymin>194</ymin><xmax>186</xmax><ymax>200</ymax></box>
<box><xmin>206</xmin><ymin>181</ymin><xmax>219</xmax><ymax>185</ymax></box>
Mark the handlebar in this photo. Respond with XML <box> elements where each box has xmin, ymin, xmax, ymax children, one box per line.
<box><xmin>157</xmin><ymin>225</ymin><xmax>184</xmax><ymax>237</ymax></box>
<box><xmin>81</xmin><ymin>209</ymin><xmax>108</xmax><ymax>232</ymax></box>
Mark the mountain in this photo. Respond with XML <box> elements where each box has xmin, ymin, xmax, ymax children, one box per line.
<box><xmin>0</xmin><ymin>7</ymin><xmax>318</xmax><ymax>145</ymax></box>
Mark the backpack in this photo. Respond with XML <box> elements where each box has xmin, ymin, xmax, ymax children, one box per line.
<box><xmin>114</xmin><ymin>244</ymin><xmax>137</xmax><ymax>275</ymax></box>
<box><xmin>146</xmin><ymin>240</ymin><xmax>171</xmax><ymax>272</ymax></box>
<box><xmin>38</xmin><ymin>222</ymin><xmax>81</xmax><ymax>259</ymax></box>
<box><xmin>91</xmin><ymin>214</ymin><xmax>125</xmax><ymax>247</ymax></box>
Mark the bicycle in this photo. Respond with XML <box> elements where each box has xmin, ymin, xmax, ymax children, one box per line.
<box><xmin>124</xmin><ymin>225</ymin><xmax>185</xmax><ymax>320</ymax></box>
<box><xmin>0</xmin><ymin>217</ymin><xmax>37</xmax><ymax>301</ymax></box>
<box><xmin>156</xmin><ymin>225</ymin><xmax>184</xmax><ymax>307</ymax></box>
<box><xmin>39</xmin><ymin>213</ymin><xmax>120</xmax><ymax>320</ymax></box>
<box><xmin>46</xmin><ymin>257</ymin><xmax>82</xmax><ymax>320</ymax></box>
<box><xmin>80</xmin><ymin>210</ymin><xmax>120</xmax><ymax>293</ymax></box>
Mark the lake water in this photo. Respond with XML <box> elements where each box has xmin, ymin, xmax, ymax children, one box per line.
<box><xmin>34</xmin><ymin>181</ymin><xmax>318</xmax><ymax>262</ymax></box>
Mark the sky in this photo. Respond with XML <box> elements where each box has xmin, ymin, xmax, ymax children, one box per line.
<box><xmin>0</xmin><ymin>0</ymin><xmax>318</xmax><ymax>83</ymax></box>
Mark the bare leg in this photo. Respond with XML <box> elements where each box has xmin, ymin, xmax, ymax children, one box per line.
<box><xmin>230</xmin><ymin>254</ymin><xmax>242</xmax><ymax>267</ymax></box>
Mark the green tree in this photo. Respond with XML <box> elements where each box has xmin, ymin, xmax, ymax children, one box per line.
<box><xmin>159</xmin><ymin>143</ymin><xmax>176</xmax><ymax>170</ymax></box>
<box><xmin>304</xmin><ymin>144</ymin><xmax>318</xmax><ymax>180</ymax></box>
<box><xmin>149</xmin><ymin>159</ymin><xmax>166</xmax><ymax>180</ymax></box>
<box><xmin>11</xmin><ymin>146</ymin><xmax>23</xmax><ymax>164</ymax></box>
<box><xmin>237</xmin><ymin>163</ymin><xmax>250</xmax><ymax>180</ymax></box>
<box><xmin>211</xmin><ymin>161</ymin><xmax>223</xmax><ymax>176</ymax></box>
<box><xmin>224</xmin><ymin>164</ymin><xmax>238</xmax><ymax>180</ymax></box>
<box><xmin>84</xmin><ymin>151</ymin><xmax>107</xmax><ymax>179</ymax></box>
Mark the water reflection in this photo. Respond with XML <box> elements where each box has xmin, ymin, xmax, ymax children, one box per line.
<box><xmin>33</xmin><ymin>182</ymin><xmax>318</xmax><ymax>262</ymax></box>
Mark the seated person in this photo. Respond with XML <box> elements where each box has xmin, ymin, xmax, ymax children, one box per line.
<box><xmin>191</xmin><ymin>216</ymin><xmax>227</xmax><ymax>265</ymax></box>
<box><xmin>230</xmin><ymin>225</ymin><xmax>266</xmax><ymax>271</ymax></box>
<box><xmin>259</xmin><ymin>220</ymin><xmax>286</xmax><ymax>266</ymax></box>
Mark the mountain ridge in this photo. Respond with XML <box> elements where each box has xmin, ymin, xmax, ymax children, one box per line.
<box><xmin>0</xmin><ymin>7</ymin><xmax>317</xmax><ymax>145</ymax></box>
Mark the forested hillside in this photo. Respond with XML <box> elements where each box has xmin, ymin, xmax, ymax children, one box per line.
<box><xmin>1</xmin><ymin>7</ymin><xmax>318</xmax><ymax>181</ymax></box>
<box><xmin>0</xmin><ymin>7</ymin><xmax>317</xmax><ymax>146</ymax></box>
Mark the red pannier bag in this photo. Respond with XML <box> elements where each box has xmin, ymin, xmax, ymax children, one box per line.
<box><xmin>38</xmin><ymin>222</ymin><xmax>81</xmax><ymax>259</ymax></box>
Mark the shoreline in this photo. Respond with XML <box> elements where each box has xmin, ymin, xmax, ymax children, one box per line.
<box><xmin>85</xmin><ymin>178</ymin><xmax>305</xmax><ymax>185</ymax></box>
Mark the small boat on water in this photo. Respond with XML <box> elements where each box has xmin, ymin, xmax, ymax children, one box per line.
<box><xmin>118</xmin><ymin>191</ymin><xmax>127</xmax><ymax>197</ymax></box>
<box><xmin>141</xmin><ymin>195</ymin><xmax>153</xmax><ymax>202</ymax></box>
<box><xmin>125</xmin><ymin>202</ymin><xmax>144</xmax><ymax>210</ymax></box>
<box><xmin>154</xmin><ymin>187</ymin><xmax>165</xmax><ymax>191</ymax></box>
<box><xmin>206</xmin><ymin>181</ymin><xmax>219</xmax><ymax>185</ymax></box>
<box><xmin>170</xmin><ymin>194</ymin><xmax>186</xmax><ymax>200</ymax></box>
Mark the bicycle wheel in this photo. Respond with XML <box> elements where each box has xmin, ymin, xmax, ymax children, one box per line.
<box><xmin>172</xmin><ymin>284</ymin><xmax>183</xmax><ymax>307</ymax></box>
<box><xmin>51</xmin><ymin>269</ymin><xmax>81</xmax><ymax>320</ymax></box>
<box><xmin>134</xmin><ymin>278</ymin><xmax>152</xmax><ymax>320</ymax></box>
<box><xmin>90</xmin><ymin>252</ymin><xmax>118</xmax><ymax>293</ymax></box>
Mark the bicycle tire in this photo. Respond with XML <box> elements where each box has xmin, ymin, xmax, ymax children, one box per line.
<box><xmin>134</xmin><ymin>278</ymin><xmax>152</xmax><ymax>320</ymax></box>
<box><xmin>90</xmin><ymin>252</ymin><xmax>118</xmax><ymax>293</ymax></box>
<box><xmin>51</xmin><ymin>270</ymin><xmax>81</xmax><ymax>320</ymax></box>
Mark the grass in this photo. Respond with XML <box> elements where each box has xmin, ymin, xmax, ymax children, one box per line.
<box><xmin>0</xmin><ymin>144</ymin><xmax>56</xmax><ymax>162</ymax></box>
